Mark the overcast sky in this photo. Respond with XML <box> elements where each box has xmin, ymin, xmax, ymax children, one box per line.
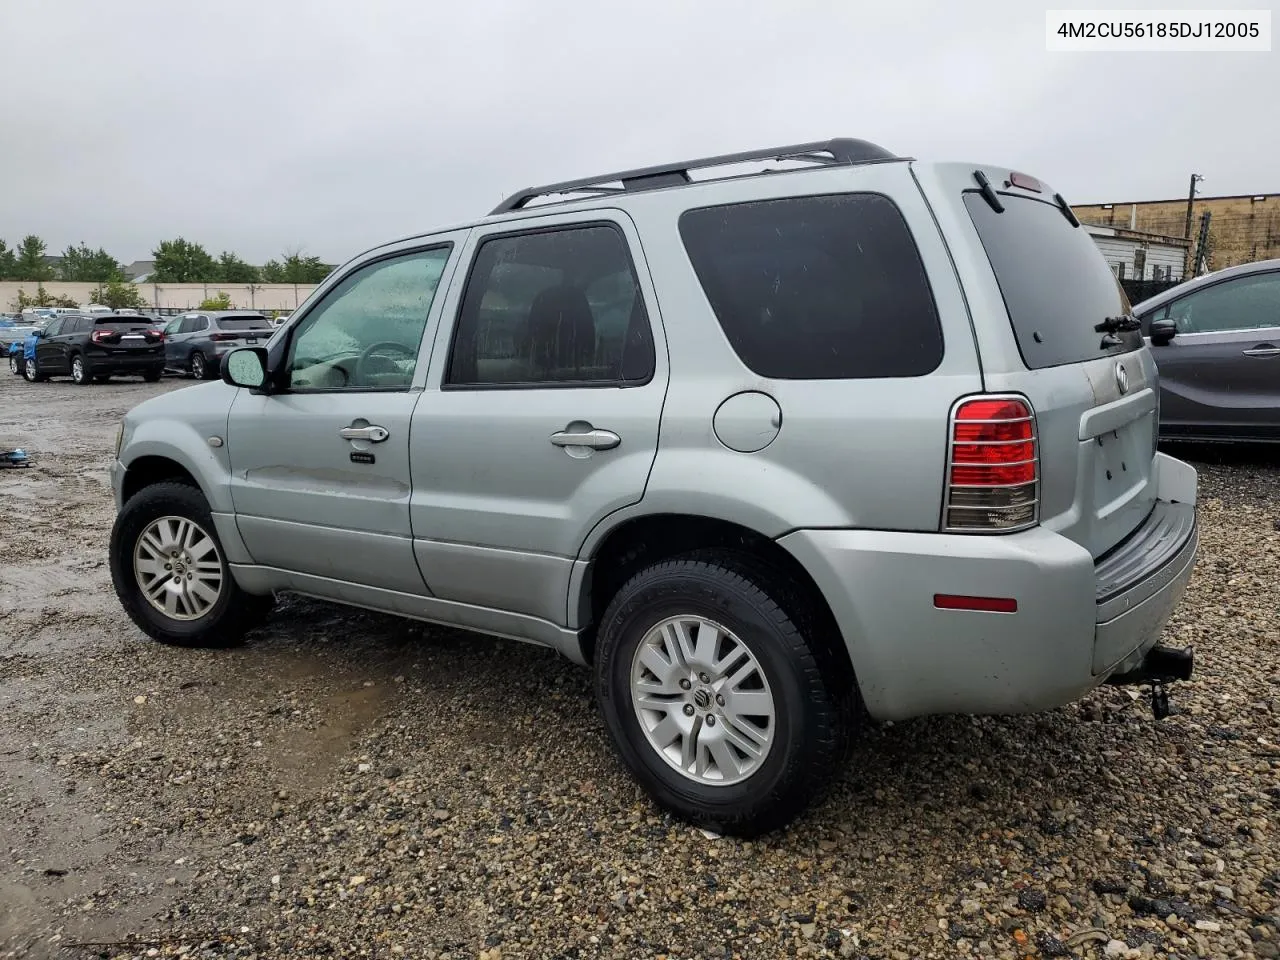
<box><xmin>1</xmin><ymin>0</ymin><xmax>1275</xmax><ymax>265</ymax></box>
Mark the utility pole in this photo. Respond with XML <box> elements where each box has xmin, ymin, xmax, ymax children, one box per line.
<box><xmin>1183</xmin><ymin>173</ymin><xmax>1203</xmax><ymax>276</ymax></box>
<box><xmin>1194</xmin><ymin>211</ymin><xmax>1212</xmax><ymax>277</ymax></box>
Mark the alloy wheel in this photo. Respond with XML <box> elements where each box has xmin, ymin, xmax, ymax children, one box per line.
<box><xmin>629</xmin><ymin>615</ymin><xmax>777</xmax><ymax>786</ymax></box>
<box><xmin>132</xmin><ymin>515</ymin><xmax>224</xmax><ymax>621</ymax></box>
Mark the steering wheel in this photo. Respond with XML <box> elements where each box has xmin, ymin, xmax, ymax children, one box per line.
<box><xmin>356</xmin><ymin>341</ymin><xmax>417</xmax><ymax>383</ymax></box>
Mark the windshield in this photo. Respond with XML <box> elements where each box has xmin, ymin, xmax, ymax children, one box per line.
<box><xmin>964</xmin><ymin>192</ymin><xmax>1140</xmax><ymax>370</ymax></box>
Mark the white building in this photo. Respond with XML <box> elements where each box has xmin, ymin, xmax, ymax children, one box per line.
<box><xmin>1084</xmin><ymin>224</ymin><xmax>1189</xmax><ymax>282</ymax></box>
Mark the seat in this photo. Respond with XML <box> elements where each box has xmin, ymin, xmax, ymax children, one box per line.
<box><xmin>524</xmin><ymin>285</ymin><xmax>597</xmax><ymax>378</ymax></box>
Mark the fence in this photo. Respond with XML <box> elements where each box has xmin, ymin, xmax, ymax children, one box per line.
<box><xmin>1120</xmin><ymin>277</ymin><xmax>1185</xmax><ymax>305</ymax></box>
<box><xmin>0</xmin><ymin>281</ymin><xmax>320</xmax><ymax>313</ymax></box>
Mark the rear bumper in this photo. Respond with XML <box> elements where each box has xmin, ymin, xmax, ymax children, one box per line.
<box><xmin>86</xmin><ymin>352</ymin><xmax>164</xmax><ymax>373</ymax></box>
<box><xmin>779</xmin><ymin>453</ymin><xmax>1199</xmax><ymax>721</ymax></box>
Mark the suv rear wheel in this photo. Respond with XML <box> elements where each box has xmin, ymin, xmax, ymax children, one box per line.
<box><xmin>23</xmin><ymin>358</ymin><xmax>45</xmax><ymax>383</ymax></box>
<box><xmin>190</xmin><ymin>352</ymin><xmax>209</xmax><ymax>380</ymax></box>
<box><xmin>70</xmin><ymin>355</ymin><xmax>91</xmax><ymax>385</ymax></box>
<box><xmin>109</xmin><ymin>481</ymin><xmax>273</xmax><ymax>647</ymax></box>
<box><xmin>594</xmin><ymin>553</ymin><xmax>851</xmax><ymax>837</ymax></box>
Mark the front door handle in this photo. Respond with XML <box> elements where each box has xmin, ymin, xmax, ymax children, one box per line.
<box><xmin>1242</xmin><ymin>345</ymin><xmax>1280</xmax><ymax>358</ymax></box>
<box><xmin>340</xmin><ymin>424</ymin><xmax>390</xmax><ymax>442</ymax></box>
<box><xmin>549</xmin><ymin>428</ymin><xmax>621</xmax><ymax>450</ymax></box>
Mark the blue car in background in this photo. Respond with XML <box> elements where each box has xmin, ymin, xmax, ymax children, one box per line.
<box><xmin>6</xmin><ymin>331</ymin><xmax>38</xmax><ymax>378</ymax></box>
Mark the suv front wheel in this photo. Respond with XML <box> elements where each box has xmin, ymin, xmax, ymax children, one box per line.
<box><xmin>594</xmin><ymin>553</ymin><xmax>852</xmax><ymax>837</ymax></box>
<box><xmin>109</xmin><ymin>481</ymin><xmax>273</xmax><ymax>647</ymax></box>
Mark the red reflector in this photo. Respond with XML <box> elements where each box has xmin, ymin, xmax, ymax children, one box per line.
<box><xmin>1008</xmin><ymin>172</ymin><xmax>1042</xmax><ymax>193</ymax></box>
<box><xmin>934</xmin><ymin>594</ymin><xmax>1018</xmax><ymax>614</ymax></box>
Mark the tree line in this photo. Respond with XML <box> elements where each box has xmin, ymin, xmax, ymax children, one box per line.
<box><xmin>0</xmin><ymin>235</ymin><xmax>335</xmax><ymax>284</ymax></box>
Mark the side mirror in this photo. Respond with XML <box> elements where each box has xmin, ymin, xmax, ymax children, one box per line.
<box><xmin>222</xmin><ymin>347</ymin><xmax>268</xmax><ymax>389</ymax></box>
<box><xmin>1149</xmin><ymin>318</ymin><xmax>1177</xmax><ymax>346</ymax></box>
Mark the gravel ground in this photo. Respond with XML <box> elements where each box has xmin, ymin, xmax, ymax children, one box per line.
<box><xmin>1</xmin><ymin>370</ymin><xmax>1277</xmax><ymax>960</ymax></box>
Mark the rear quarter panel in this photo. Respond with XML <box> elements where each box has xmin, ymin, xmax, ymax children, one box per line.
<box><xmin>605</xmin><ymin>161</ymin><xmax>985</xmax><ymax>536</ymax></box>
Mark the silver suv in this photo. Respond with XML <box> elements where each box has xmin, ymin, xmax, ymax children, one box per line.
<box><xmin>108</xmin><ymin>139</ymin><xmax>1200</xmax><ymax>835</ymax></box>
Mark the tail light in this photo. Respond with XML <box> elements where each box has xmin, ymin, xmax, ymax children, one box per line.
<box><xmin>209</xmin><ymin>332</ymin><xmax>239</xmax><ymax>342</ymax></box>
<box><xmin>91</xmin><ymin>329</ymin><xmax>120</xmax><ymax>344</ymax></box>
<box><xmin>944</xmin><ymin>396</ymin><xmax>1039</xmax><ymax>532</ymax></box>
<box><xmin>146</xmin><ymin>329</ymin><xmax>165</xmax><ymax>342</ymax></box>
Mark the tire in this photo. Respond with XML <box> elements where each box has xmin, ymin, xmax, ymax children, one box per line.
<box><xmin>190</xmin><ymin>351</ymin><xmax>209</xmax><ymax>380</ymax></box>
<box><xmin>71</xmin><ymin>354</ymin><xmax>91</xmax><ymax>385</ymax></box>
<box><xmin>594</xmin><ymin>552</ymin><xmax>854</xmax><ymax>837</ymax></box>
<box><xmin>143</xmin><ymin>367</ymin><xmax>163</xmax><ymax>382</ymax></box>
<box><xmin>23</xmin><ymin>358</ymin><xmax>45</xmax><ymax>383</ymax></box>
<box><xmin>109</xmin><ymin>481</ymin><xmax>274</xmax><ymax>648</ymax></box>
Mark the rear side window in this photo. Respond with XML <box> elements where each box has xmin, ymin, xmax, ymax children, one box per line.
<box><xmin>217</xmin><ymin>316</ymin><xmax>269</xmax><ymax>331</ymax></box>
<box><xmin>446</xmin><ymin>224</ymin><xmax>655</xmax><ymax>387</ymax></box>
<box><xmin>678</xmin><ymin>193</ymin><xmax>943</xmax><ymax>380</ymax></box>
<box><xmin>964</xmin><ymin>192</ymin><xmax>1139</xmax><ymax>369</ymax></box>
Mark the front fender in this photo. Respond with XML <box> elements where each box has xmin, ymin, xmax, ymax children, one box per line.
<box><xmin>118</xmin><ymin>384</ymin><xmax>237</xmax><ymax>512</ymax></box>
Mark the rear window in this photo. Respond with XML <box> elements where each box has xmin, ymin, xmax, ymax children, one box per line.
<box><xmin>963</xmin><ymin>192</ymin><xmax>1139</xmax><ymax>369</ymax></box>
<box><xmin>94</xmin><ymin>318</ymin><xmax>151</xmax><ymax>330</ymax></box>
<box><xmin>679</xmin><ymin>193</ymin><xmax>943</xmax><ymax>380</ymax></box>
<box><xmin>216</xmin><ymin>316</ymin><xmax>269</xmax><ymax>331</ymax></box>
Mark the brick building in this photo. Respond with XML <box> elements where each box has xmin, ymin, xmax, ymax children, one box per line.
<box><xmin>1072</xmin><ymin>192</ymin><xmax>1280</xmax><ymax>272</ymax></box>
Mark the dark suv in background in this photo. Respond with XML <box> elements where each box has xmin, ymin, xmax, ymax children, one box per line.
<box><xmin>24</xmin><ymin>313</ymin><xmax>165</xmax><ymax>385</ymax></box>
<box><xmin>164</xmin><ymin>311</ymin><xmax>276</xmax><ymax>379</ymax></box>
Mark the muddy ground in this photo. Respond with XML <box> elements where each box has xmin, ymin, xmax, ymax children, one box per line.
<box><xmin>0</xmin><ymin>369</ymin><xmax>1277</xmax><ymax>960</ymax></box>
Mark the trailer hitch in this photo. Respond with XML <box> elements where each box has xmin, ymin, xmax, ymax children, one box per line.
<box><xmin>1104</xmin><ymin>645</ymin><xmax>1194</xmax><ymax>720</ymax></box>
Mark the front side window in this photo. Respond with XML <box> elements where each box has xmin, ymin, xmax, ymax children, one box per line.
<box><xmin>286</xmin><ymin>246</ymin><xmax>452</xmax><ymax>391</ymax></box>
<box><xmin>446</xmin><ymin>224</ymin><xmax>655</xmax><ymax>387</ymax></box>
<box><xmin>1159</xmin><ymin>271</ymin><xmax>1280</xmax><ymax>334</ymax></box>
<box><xmin>680</xmin><ymin>193</ymin><xmax>943</xmax><ymax>379</ymax></box>
<box><xmin>164</xmin><ymin>317</ymin><xmax>183</xmax><ymax>336</ymax></box>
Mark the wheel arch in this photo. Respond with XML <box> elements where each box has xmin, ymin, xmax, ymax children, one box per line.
<box><xmin>120</xmin><ymin>455</ymin><xmax>202</xmax><ymax>506</ymax></box>
<box><xmin>574</xmin><ymin>512</ymin><xmax>857</xmax><ymax>693</ymax></box>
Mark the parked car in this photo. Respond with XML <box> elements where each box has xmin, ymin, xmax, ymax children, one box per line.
<box><xmin>1132</xmin><ymin>258</ymin><xmax>1280</xmax><ymax>443</ymax></box>
<box><xmin>108</xmin><ymin>138</ymin><xmax>1199</xmax><ymax>835</ymax></box>
<box><xmin>272</xmin><ymin>312</ymin><xmax>292</xmax><ymax>327</ymax></box>
<box><xmin>25</xmin><ymin>313</ymin><xmax>165</xmax><ymax>384</ymax></box>
<box><xmin>163</xmin><ymin>311</ymin><xmax>275</xmax><ymax>380</ymax></box>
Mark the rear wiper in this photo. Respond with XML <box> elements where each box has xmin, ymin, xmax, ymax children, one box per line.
<box><xmin>972</xmin><ymin>170</ymin><xmax>1004</xmax><ymax>213</ymax></box>
<box><xmin>1095</xmin><ymin>314</ymin><xmax>1141</xmax><ymax>334</ymax></box>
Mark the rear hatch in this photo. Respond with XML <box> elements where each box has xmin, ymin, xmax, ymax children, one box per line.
<box><xmin>211</xmin><ymin>315</ymin><xmax>272</xmax><ymax>347</ymax></box>
<box><xmin>918</xmin><ymin>163</ymin><xmax>1159</xmax><ymax>559</ymax></box>
<box><xmin>89</xmin><ymin>318</ymin><xmax>165</xmax><ymax>356</ymax></box>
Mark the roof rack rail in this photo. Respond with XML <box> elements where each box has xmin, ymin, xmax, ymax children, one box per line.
<box><xmin>490</xmin><ymin>137</ymin><xmax>900</xmax><ymax>215</ymax></box>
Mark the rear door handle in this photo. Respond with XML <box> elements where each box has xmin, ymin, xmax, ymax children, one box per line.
<box><xmin>339</xmin><ymin>424</ymin><xmax>390</xmax><ymax>442</ymax></box>
<box><xmin>549</xmin><ymin>428</ymin><xmax>620</xmax><ymax>450</ymax></box>
<box><xmin>1242</xmin><ymin>345</ymin><xmax>1280</xmax><ymax>357</ymax></box>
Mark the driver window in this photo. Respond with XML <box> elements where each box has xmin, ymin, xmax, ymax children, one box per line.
<box><xmin>1164</xmin><ymin>272</ymin><xmax>1280</xmax><ymax>335</ymax></box>
<box><xmin>286</xmin><ymin>246</ymin><xmax>452</xmax><ymax>391</ymax></box>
